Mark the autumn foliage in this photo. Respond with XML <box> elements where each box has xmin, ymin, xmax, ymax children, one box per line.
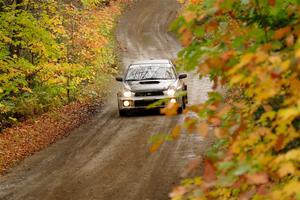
<box><xmin>0</xmin><ymin>0</ymin><xmax>128</xmax><ymax>130</ymax></box>
<box><xmin>0</xmin><ymin>0</ymin><xmax>132</xmax><ymax>173</ymax></box>
<box><xmin>170</xmin><ymin>0</ymin><xmax>300</xmax><ymax>199</ymax></box>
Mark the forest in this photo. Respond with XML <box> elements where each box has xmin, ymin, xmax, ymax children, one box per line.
<box><xmin>0</xmin><ymin>0</ymin><xmax>122</xmax><ymax>131</ymax></box>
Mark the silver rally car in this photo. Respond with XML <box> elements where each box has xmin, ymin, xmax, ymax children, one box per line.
<box><xmin>115</xmin><ymin>59</ymin><xmax>188</xmax><ymax>116</ymax></box>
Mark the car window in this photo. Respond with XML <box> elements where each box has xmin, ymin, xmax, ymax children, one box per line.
<box><xmin>125</xmin><ymin>64</ymin><xmax>176</xmax><ymax>81</ymax></box>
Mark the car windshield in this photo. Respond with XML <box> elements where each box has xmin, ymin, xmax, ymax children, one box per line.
<box><xmin>125</xmin><ymin>64</ymin><xmax>176</xmax><ymax>81</ymax></box>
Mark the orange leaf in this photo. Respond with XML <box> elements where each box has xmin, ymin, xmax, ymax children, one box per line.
<box><xmin>198</xmin><ymin>63</ymin><xmax>210</xmax><ymax>75</ymax></box>
<box><xmin>245</xmin><ymin>173</ymin><xmax>269</xmax><ymax>185</ymax></box>
<box><xmin>198</xmin><ymin>122</ymin><xmax>209</xmax><ymax>137</ymax></box>
<box><xmin>263</xmin><ymin>105</ymin><xmax>273</xmax><ymax>112</ymax></box>
<box><xmin>205</xmin><ymin>20</ymin><xmax>219</xmax><ymax>32</ymax></box>
<box><xmin>149</xmin><ymin>140</ymin><xmax>163</xmax><ymax>153</ymax></box>
<box><xmin>217</xmin><ymin>105</ymin><xmax>232</xmax><ymax>117</ymax></box>
<box><xmin>171</xmin><ymin>125</ymin><xmax>181</xmax><ymax>140</ymax></box>
<box><xmin>268</xmin><ymin>0</ymin><xmax>276</xmax><ymax>6</ymax></box>
<box><xmin>208</xmin><ymin>117</ymin><xmax>221</xmax><ymax>126</ymax></box>
<box><xmin>183</xmin><ymin>11</ymin><xmax>197</xmax><ymax>23</ymax></box>
<box><xmin>273</xmin><ymin>26</ymin><xmax>291</xmax><ymax>39</ymax></box>
<box><xmin>274</xmin><ymin>134</ymin><xmax>285</xmax><ymax>152</ymax></box>
<box><xmin>161</xmin><ymin>103</ymin><xmax>179</xmax><ymax>116</ymax></box>
<box><xmin>181</xmin><ymin>29</ymin><xmax>193</xmax><ymax>47</ymax></box>
<box><xmin>203</xmin><ymin>159</ymin><xmax>216</xmax><ymax>183</ymax></box>
<box><xmin>214</xmin><ymin>128</ymin><xmax>226</xmax><ymax>138</ymax></box>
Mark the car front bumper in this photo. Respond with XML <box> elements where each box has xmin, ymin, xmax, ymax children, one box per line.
<box><xmin>117</xmin><ymin>95</ymin><xmax>184</xmax><ymax>110</ymax></box>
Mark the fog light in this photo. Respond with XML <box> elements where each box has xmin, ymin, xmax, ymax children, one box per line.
<box><xmin>170</xmin><ymin>98</ymin><xmax>176</xmax><ymax>104</ymax></box>
<box><xmin>123</xmin><ymin>100</ymin><xmax>130</xmax><ymax>107</ymax></box>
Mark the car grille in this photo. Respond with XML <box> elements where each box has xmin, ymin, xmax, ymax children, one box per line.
<box><xmin>135</xmin><ymin>91</ymin><xmax>164</xmax><ymax>97</ymax></box>
<box><xmin>135</xmin><ymin>100</ymin><xmax>160</xmax><ymax>107</ymax></box>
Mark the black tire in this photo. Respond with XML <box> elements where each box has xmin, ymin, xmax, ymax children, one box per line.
<box><xmin>182</xmin><ymin>97</ymin><xmax>187</xmax><ymax>109</ymax></box>
<box><xmin>177</xmin><ymin>100</ymin><xmax>184</xmax><ymax>114</ymax></box>
<box><xmin>184</xmin><ymin>85</ymin><xmax>188</xmax><ymax>105</ymax></box>
<box><xmin>177</xmin><ymin>107</ymin><xmax>183</xmax><ymax>114</ymax></box>
<box><xmin>119</xmin><ymin>109</ymin><xmax>128</xmax><ymax>117</ymax></box>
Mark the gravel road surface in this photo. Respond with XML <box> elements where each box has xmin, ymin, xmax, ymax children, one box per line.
<box><xmin>0</xmin><ymin>0</ymin><xmax>213</xmax><ymax>199</ymax></box>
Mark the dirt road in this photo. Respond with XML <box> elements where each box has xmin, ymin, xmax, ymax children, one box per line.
<box><xmin>0</xmin><ymin>0</ymin><xmax>212</xmax><ymax>199</ymax></box>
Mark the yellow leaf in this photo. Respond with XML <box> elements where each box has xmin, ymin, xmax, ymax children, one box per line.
<box><xmin>149</xmin><ymin>140</ymin><xmax>163</xmax><ymax>153</ymax></box>
<box><xmin>22</xmin><ymin>87</ymin><xmax>33</xmax><ymax>93</ymax></box>
<box><xmin>283</xmin><ymin>180</ymin><xmax>300</xmax><ymax>196</ymax></box>
<box><xmin>254</xmin><ymin>51</ymin><xmax>268</xmax><ymax>63</ymax></box>
<box><xmin>177</xmin><ymin>0</ymin><xmax>185</xmax><ymax>4</ymax></box>
<box><xmin>240</xmin><ymin>53</ymin><xmax>254</xmax><ymax>66</ymax></box>
<box><xmin>280</xmin><ymin>60</ymin><xmax>290</xmax><ymax>71</ymax></box>
<box><xmin>171</xmin><ymin>125</ymin><xmax>181</xmax><ymax>140</ymax></box>
<box><xmin>278</xmin><ymin>107</ymin><xmax>300</xmax><ymax>121</ymax></box>
<box><xmin>183</xmin><ymin>11</ymin><xmax>196</xmax><ymax>23</ymax></box>
<box><xmin>228</xmin><ymin>53</ymin><xmax>254</xmax><ymax>75</ymax></box>
<box><xmin>278</xmin><ymin>162</ymin><xmax>295</xmax><ymax>177</ymax></box>
<box><xmin>229</xmin><ymin>74</ymin><xmax>244</xmax><ymax>85</ymax></box>
<box><xmin>285</xmin><ymin>149</ymin><xmax>300</xmax><ymax>161</ymax></box>
<box><xmin>295</xmin><ymin>49</ymin><xmax>300</xmax><ymax>58</ymax></box>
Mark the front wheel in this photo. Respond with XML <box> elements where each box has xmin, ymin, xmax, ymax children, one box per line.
<box><xmin>182</xmin><ymin>96</ymin><xmax>187</xmax><ymax>109</ymax></box>
<box><xmin>177</xmin><ymin>99</ymin><xmax>186</xmax><ymax>114</ymax></box>
<box><xmin>177</xmin><ymin>107</ymin><xmax>183</xmax><ymax>114</ymax></box>
<box><xmin>119</xmin><ymin>109</ymin><xmax>128</xmax><ymax>117</ymax></box>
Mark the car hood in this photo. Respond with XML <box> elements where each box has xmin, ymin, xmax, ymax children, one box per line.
<box><xmin>125</xmin><ymin>79</ymin><xmax>176</xmax><ymax>92</ymax></box>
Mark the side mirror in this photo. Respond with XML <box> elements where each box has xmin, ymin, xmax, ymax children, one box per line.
<box><xmin>115</xmin><ymin>76</ymin><xmax>123</xmax><ymax>82</ymax></box>
<box><xmin>178</xmin><ymin>73</ymin><xmax>187</xmax><ymax>79</ymax></box>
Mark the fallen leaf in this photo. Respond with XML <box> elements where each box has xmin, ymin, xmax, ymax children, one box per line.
<box><xmin>171</xmin><ymin>125</ymin><xmax>181</xmax><ymax>140</ymax></box>
<box><xmin>273</xmin><ymin>26</ymin><xmax>291</xmax><ymax>39</ymax></box>
<box><xmin>149</xmin><ymin>140</ymin><xmax>163</xmax><ymax>153</ymax></box>
<box><xmin>203</xmin><ymin>159</ymin><xmax>216</xmax><ymax>183</ymax></box>
<box><xmin>245</xmin><ymin>173</ymin><xmax>269</xmax><ymax>185</ymax></box>
<box><xmin>198</xmin><ymin>122</ymin><xmax>209</xmax><ymax>137</ymax></box>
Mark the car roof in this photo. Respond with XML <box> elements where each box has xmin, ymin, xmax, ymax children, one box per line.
<box><xmin>131</xmin><ymin>59</ymin><xmax>172</xmax><ymax>65</ymax></box>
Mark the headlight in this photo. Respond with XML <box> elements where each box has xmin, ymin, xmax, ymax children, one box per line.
<box><xmin>167</xmin><ymin>88</ymin><xmax>176</xmax><ymax>96</ymax></box>
<box><xmin>123</xmin><ymin>90</ymin><xmax>133</xmax><ymax>98</ymax></box>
